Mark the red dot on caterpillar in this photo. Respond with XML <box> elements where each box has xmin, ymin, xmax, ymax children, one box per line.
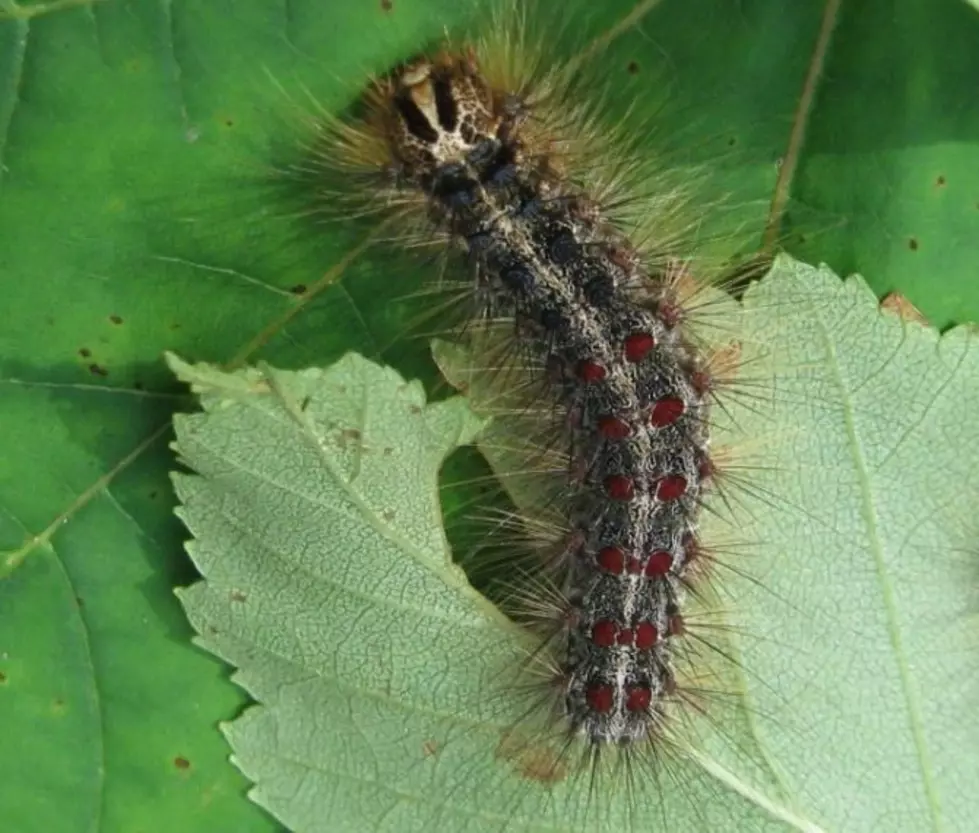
<box><xmin>649</xmin><ymin>396</ymin><xmax>686</xmax><ymax>427</ymax></box>
<box><xmin>597</xmin><ymin>414</ymin><xmax>632</xmax><ymax>439</ymax></box>
<box><xmin>591</xmin><ymin>620</ymin><xmax>618</xmax><ymax>647</ymax></box>
<box><xmin>576</xmin><ymin>359</ymin><xmax>607</xmax><ymax>382</ymax></box>
<box><xmin>615</xmin><ymin>628</ymin><xmax>634</xmax><ymax>646</ymax></box>
<box><xmin>626</xmin><ymin>555</ymin><xmax>643</xmax><ymax>574</ymax></box>
<box><xmin>625</xmin><ymin>686</ymin><xmax>652</xmax><ymax>713</ymax></box>
<box><xmin>656</xmin><ymin>299</ymin><xmax>684</xmax><ymax>329</ymax></box>
<box><xmin>635</xmin><ymin>621</ymin><xmax>659</xmax><ymax>649</ymax></box>
<box><xmin>586</xmin><ymin>684</ymin><xmax>615</xmax><ymax>714</ymax></box>
<box><xmin>597</xmin><ymin>546</ymin><xmax>625</xmax><ymax>574</ymax></box>
<box><xmin>656</xmin><ymin>474</ymin><xmax>688</xmax><ymax>501</ymax></box>
<box><xmin>690</xmin><ymin>369</ymin><xmax>714</xmax><ymax>396</ymax></box>
<box><xmin>644</xmin><ymin>550</ymin><xmax>673</xmax><ymax>576</ymax></box>
<box><xmin>605</xmin><ymin>474</ymin><xmax>635</xmax><ymax>500</ymax></box>
<box><xmin>623</xmin><ymin>332</ymin><xmax>656</xmax><ymax>363</ymax></box>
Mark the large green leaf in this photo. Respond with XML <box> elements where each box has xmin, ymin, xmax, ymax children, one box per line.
<box><xmin>2</xmin><ymin>0</ymin><xmax>978</xmax><ymax>831</ymax></box>
<box><xmin>169</xmin><ymin>258</ymin><xmax>979</xmax><ymax>833</ymax></box>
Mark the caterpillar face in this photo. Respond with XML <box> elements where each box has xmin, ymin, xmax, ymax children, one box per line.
<box><xmin>381</xmin><ymin>54</ymin><xmax>511</xmax><ymax>177</ymax></box>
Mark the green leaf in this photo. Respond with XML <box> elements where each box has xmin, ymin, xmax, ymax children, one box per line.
<box><xmin>171</xmin><ymin>257</ymin><xmax>979</xmax><ymax>833</ymax></box>
<box><xmin>4</xmin><ymin>0</ymin><xmax>979</xmax><ymax>830</ymax></box>
<box><xmin>785</xmin><ymin>0</ymin><xmax>979</xmax><ymax>329</ymax></box>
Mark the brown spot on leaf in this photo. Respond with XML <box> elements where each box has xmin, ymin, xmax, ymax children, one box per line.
<box><xmin>78</xmin><ymin>347</ymin><xmax>91</xmax><ymax>358</ymax></box>
<box><xmin>408</xmin><ymin>404</ymin><xmax>421</xmax><ymax>415</ymax></box>
<box><xmin>339</xmin><ymin>428</ymin><xmax>362</xmax><ymax>447</ymax></box>
<box><xmin>935</xmin><ymin>175</ymin><xmax>946</xmax><ymax>187</ymax></box>
<box><xmin>109</xmin><ymin>314</ymin><xmax>123</xmax><ymax>325</ymax></box>
<box><xmin>380</xmin><ymin>0</ymin><xmax>393</xmax><ymax>9</ymax></box>
<box><xmin>422</xmin><ymin>740</ymin><xmax>438</xmax><ymax>757</ymax></box>
<box><xmin>908</xmin><ymin>237</ymin><xmax>919</xmax><ymax>251</ymax></box>
<box><xmin>89</xmin><ymin>363</ymin><xmax>108</xmax><ymax>377</ymax></box>
<box><xmin>229</xmin><ymin>589</ymin><xmax>247</xmax><ymax>603</ymax></box>
<box><xmin>495</xmin><ymin>731</ymin><xmax>568</xmax><ymax>785</ymax></box>
<box><xmin>627</xmin><ymin>60</ymin><xmax>639</xmax><ymax>74</ymax></box>
<box><xmin>881</xmin><ymin>292</ymin><xmax>929</xmax><ymax>325</ymax></box>
<box><xmin>381</xmin><ymin>509</ymin><xmax>396</xmax><ymax>523</ymax></box>
<box><xmin>173</xmin><ymin>756</ymin><xmax>191</xmax><ymax>770</ymax></box>
<box><xmin>290</xmin><ymin>284</ymin><xmax>307</xmax><ymax>295</ymax></box>
<box><xmin>0</xmin><ymin>671</ymin><xmax>7</xmax><ymax>684</ymax></box>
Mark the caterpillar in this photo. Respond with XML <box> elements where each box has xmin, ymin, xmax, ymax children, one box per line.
<box><xmin>169</xmin><ymin>2</ymin><xmax>821</xmax><ymax>830</ymax></box>
<box><xmin>289</xmin><ymin>0</ymin><xmax>781</xmax><ymax>780</ymax></box>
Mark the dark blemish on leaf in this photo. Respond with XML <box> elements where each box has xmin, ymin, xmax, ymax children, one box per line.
<box><xmin>380</xmin><ymin>0</ymin><xmax>393</xmax><ymax>9</ymax></box>
<box><xmin>290</xmin><ymin>283</ymin><xmax>307</xmax><ymax>295</ymax></box>
<box><xmin>0</xmin><ymin>671</ymin><xmax>8</xmax><ymax>684</ymax></box>
<box><xmin>149</xmin><ymin>491</ymin><xmax>158</xmax><ymax>499</ymax></box>
<box><xmin>383</xmin><ymin>447</ymin><xmax>393</xmax><ymax>456</ymax></box>
<box><xmin>52</xmin><ymin>698</ymin><xmax>66</xmax><ymax>714</ymax></box>
<box><xmin>170</xmin><ymin>323</ymin><xmax>181</xmax><ymax>330</ymax></box>
<box><xmin>936</xmin><ymin>175</ymin><xmax>946</xmax><ymax>187</ymax></box>
<box><xmin>205</xmin><ymin>624</ymin><xmax>219</xmax><ymax>636</ymax></box>
<box><xmin>89</xmin><ymin>363</ymin><xmax>109</xmax><ymax>377</ymax></box>
<box><xmin>496</xmin><ymin>731</ymin><xmax>568</xmax><ymax>784</ymax></box>
<box><xmin>422</xmin><ymin>740</ymin><xmax>438</xmax><ymax>757</ymax></box>
<box><xmin>335</xmin><ymin>428</ymin><xmax>362</xmax><ymax>449</ymax></box>
<box><xmin>229</xmin><ymin>589</ymin><xmax>247</xmax><ymax>603</ymax></box>
<box><xmin>173</xmin><ymin>756</ymin><xmax>191</xmax><ymax>770</ymax></box>
<box><xmin>224</xmin><ymin>118</ymin><xmax>234</xmax><ymax>127</ymax></box>
<box><xmin>109</xmin><ymin>314</ymin><xmax>123</xmax><ymax>325</ymax></box>
<box><xmin>728</xmin><ymin>137</ymin><xmax>737</xmax><ymax>147</ymax></box>
<box><xmin>134</xmin><ymin>381</ymin><xmax>144</xmax><ymax>390</ymax></box>
<box><xmin>626</xmin><ymin>61</ymin><xmax>639</xmax><ymax>75</ymax></box>
<box><xmin>300</xmin><ymin>396</ymin><xmax>311</xmax><ymax>411</ymax></box>
<box><xmin>382</xmin><ymin>509</ymin><xmax>396</xmax><ymax>523</ymax></box>
<box><xmin>408</xmin><ymin>404</ymin><xmax>421</xmax><ymax>414</ymax></box>
<box><xmin>75</xmin><ymin>595</ymin><xmax>84</xmax><ymax>608</ymax></box>
<box><xmin>908</xmin><ymin>237</ymin><xmax>919</xmax><ymax>251</ymax></box>
<box><xmin>78</xmin><ymin>347</ymin><xmax>91</xmax><ymax>358</ymax></box>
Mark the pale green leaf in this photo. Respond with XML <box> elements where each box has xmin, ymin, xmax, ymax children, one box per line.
<box><xmin>170</xmin><ymin>256</ymin><xmax>979</xmax><ymax>833</ymax></box>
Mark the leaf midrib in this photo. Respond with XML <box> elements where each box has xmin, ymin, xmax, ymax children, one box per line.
<box><xmin>812</xmin><ymin>283</ymin><xmax>942</xmax><ymax>832</ymax></box>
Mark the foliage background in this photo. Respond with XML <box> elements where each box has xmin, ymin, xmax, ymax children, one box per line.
<box><xmin>1</xmin><ymin>0</ymin><xmax>977</xmax><ymax>831</ymax></box>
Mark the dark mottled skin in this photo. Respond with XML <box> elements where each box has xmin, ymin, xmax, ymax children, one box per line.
<box><xmin>381</xmin><ymin>53</ymin><xmax>712</xmax><ymax>744</ymax></box>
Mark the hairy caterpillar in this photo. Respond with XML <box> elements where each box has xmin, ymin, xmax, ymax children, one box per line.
<box><xmin>283</xmin><ymin>0</ymin><xmax>798</xmax><ymax>802</ymax></box>
<box><xmin>167</xmin><ymin>1</ymin><xmax>836</xmax><ymax>830</ymax></box>
<box><xmin>154</xmin><ymin>3</ymin><xmax>979</xmax><ymax>832</ymax></box>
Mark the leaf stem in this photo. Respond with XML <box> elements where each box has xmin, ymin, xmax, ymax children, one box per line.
<box><xmin>762</xmin><ymin>0</ymin><xmax>842</xmax><ymax>253</ymax></box>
